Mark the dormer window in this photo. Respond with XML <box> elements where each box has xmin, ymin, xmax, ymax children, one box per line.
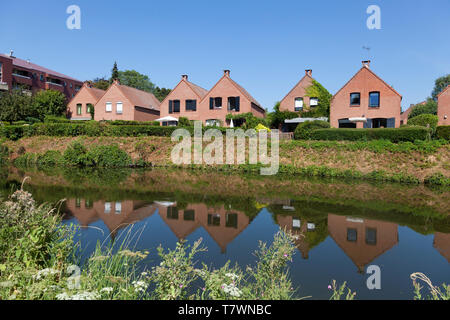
<box><xmin>350</xmin><ymin>93</ymin><xmax>361</xmax><ymax>106</ymax></box>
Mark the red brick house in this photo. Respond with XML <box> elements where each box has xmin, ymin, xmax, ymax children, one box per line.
<box><xmin>67</xmin><ymin>83</ymin><xmax>106</xmax><ymax>120</ymax></box>
<box><xmin>0</xmin><ymin>51</ymin><xmax>83</xmax><ymax>100</ymax></box>
<box><xmin>330</xmin><ymin>61</ymin><xmax>402</xmax><ymax>128</ymax></box>
<box><xmin>93</xmin><ymin>80</ymin><xmax>160</xmax><ymax>121</ymax></box>
<box><xmin>437</xmin><ymin>85</ymin><xmax>450</xmax><ymax>126</ymax></box>
<box><xmin>159</xmin><ymin>75</ymin><xmax>208</xmax><ymax>125</ymax></box>
<box><xmin>279</xmin><ymin>69</ymin><xmax>318</xmax><ymax>112</ymax></box>
<box><xmin>197</xmin><ymin>70</ymin><xmax>265</xmax><ymax>127</ymax></box>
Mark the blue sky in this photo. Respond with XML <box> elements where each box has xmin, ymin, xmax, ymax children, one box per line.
<box><xmin>1</xmin><ymin>0</ymin><xmax>449</xmax><ymax>111</ymax></box>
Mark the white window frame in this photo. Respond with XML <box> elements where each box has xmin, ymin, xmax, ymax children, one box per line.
<box><xmin>116</xmin><ymin>102</ymin><xmax>123</xmax><ymax>114</ymax></box>
<box><xmin>104</xmin><ymin>202</ymin><xmax>111</xmax><ymax>214</ymax></box>
<box><xmin>294</xmin><ymin>97</ymin><xmax>303</xmax><ymax>111</ymax></box>
<box><xmin>106</xmin><ymin>102</ymin><xmax>112</xmax><ymax>112</ymax></box>
<box><xmin>115</xmin><ymin>202</ymin><xmax>122</xmax><ymax>214</ymax></box>
<box><xmin>310</xmin><ymin>97</ymin><xmax>319</xmax><ymax>106</ymax></box>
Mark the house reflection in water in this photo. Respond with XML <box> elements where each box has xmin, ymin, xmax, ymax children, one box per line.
<box><xmin>433</xmin><ymin>232</ymin><xmax>450</xmax><ymax>263</ymax></box>
<box><xmin>276</xmin><ymin>215</ymin><xmax>316</xmax><ymax>259</ymax></box>
<box><xmin>64</xmin><ymin>198</ymin><xmax>157</xmax><ymax>239</ymax></box>
<box><xmin>156</xmin><ymin>203</ymin><xmax>250</xmax><ymax>253</ymax></box>
<box><xmin>327</xmin><ymin>214</ymin><xmax>399</xmax><ymax>273</ymax></box>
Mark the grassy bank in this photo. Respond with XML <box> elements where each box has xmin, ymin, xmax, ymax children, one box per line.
<box><xmin>1</xmin><ymin>136</ymin><xmax>450</xmax><ymax>185</ymax></box>
<box><xmin>0</xmin><ymin>187</ymin><xmax>448</xmax><ymax>300</ymax></box>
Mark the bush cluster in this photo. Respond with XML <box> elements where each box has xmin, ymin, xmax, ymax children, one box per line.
<box><xmin>436</xmin><ymin>126</ymin><xmax>450</xmax><ymax>140</ymax></box>
<box><xmin>309</xmin><ymin>126</ymin><xmax>430</xmax><ymax>142</ymax></box>
<box><xmin>294</xmin><ymin>120</ymin><xmax>330</xmax><ymax>140</ymax></box>
<box><xmin>407</xmin><ymin>114</ymin><xmax>438</xmax><ymax>135</ymax></box>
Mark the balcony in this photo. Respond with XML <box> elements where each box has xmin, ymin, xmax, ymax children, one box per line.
<box><xmin>0</xmin><ymin>82</ymin><xmax>8</xmax><ymax>91</ymax></box>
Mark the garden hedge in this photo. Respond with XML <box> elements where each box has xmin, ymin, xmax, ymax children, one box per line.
<box><xmin>436</xmin><ymin>126</ymin><xmax>450</xmax><ymax>140</ymax></box>
<box><xmin>294</xmin><ymin>120</ymin><xmax>330</xmax><ymax>140</ymax></box>
<box><xmin>309</xmin><ymin>126</ymin><xmax>430</xmax><ymax>142</ymax></box>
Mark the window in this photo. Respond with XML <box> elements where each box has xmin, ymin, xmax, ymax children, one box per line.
<box><xmin>0</xmin><ymin>62</ymin><xmax>2</xmax><ymax>81</ymax></box>
<box><xmin>76</xmin><ymin>104</ymin><xmax>82</xmax><ymax>115</ymax></box>
<box><xmin>310</xmin><ymin>97</ymin><xmax>319</xmax><ymax>106</ymax></box>
<box><xmin>369</xmin><ymin>92</ymin><xmax>380</xmax><ymax>108</ymax></box>
<box><xmin>294</xmin><ymin>97</ymin><xmax>303</xmax><ymax>111</ymax></box>
<box><xmin>106</xmin><ymin>102</ymin><xmax>112</xmax><ymax>112</ymax></box>
<box><xmin>350</xmin><ymin>93</ymin><xmax>361</xmax><ymax>106</ymax></box>
<box><xmin>366</xmin><ymin>228</ymin><xmax>377</xmax><ymax>245</ymax></box>
<box><xmin>32</xmin><ymin>73</ymin><xmax>37</xmax><ymax>80</ymax></box>
<box><xmin>208</xmin><ymin>214</ymin><xmax>221</xmax><ymax>226</ymax></box>
<box><xmin>70</xmin><ymin>83</ymin><xmax>73</xmax><ymax>88</ymax></box>
<box><xmin>347</xmin><ymin>228</ymin><xmax>357</xmax><ymax>242</ymax></box>
<box><xmin>184</xmin><ymin>210</ymin><xmax>195</xmax><ymax>221</ymax></box>
<box><xmin>226</xmin><ymin>213</ymin><xmax>238</xmax><ymax>229</ymax></box>
<box><xmin>85</xmin><ymin>199</ymin><xmax>92</xmax><ymax>209</ymax></box>
<box><xmin>75</xmin><ymin>198</ymin><xmax>81</xmax><ymax>208</ymax></box>
<box><xmin>227</xmin><ymin>97</ymin><xmax>240</xmax><ymax>111</ymax></box>
<box><xmin>292</xmin><ymin>219</ymin><xmax>301</xmax><ymax>229</ymax></box>
<box><xmin>372</xmin><ymin>118</ymin><xmax>387</xmax><ymax>128</ymax></box>
<box><xmin>104</xmin><ymin>202</ymin><xmax>111</xmax><ymax>214</ymax></box>
<box><xmin>116</xmin><ymin>102</ymin><xmax>123</xmax><ymax>114</ymax></box>
<box><xmin>40</xmin><ymin>74</ymin><xmax>44</xmax><ymax>81</ymax></box>
<box><xmin>186</xmin><ymin>99</ymin><xmax>197</xmax><ymax>111</ymax></box>
<box><xmin>86</xmin><ymin>103</ymin><xmax>93</xmax><ymax>114</ymax></box>
<box><xmin>167</xmin><ymin>206</ymin><xmax>179</xmax><ymax>220</ymax></box>
<box><xmin>12</xmin><ymin>69</ymin><xmax>31</xmax><ymax>78</ymax></box>
<box><xmin>169</xmin><ymin>100</ymin><xmax>180</xmax><ymax>113</ymax></box>
<box><xmin>115</xmin><ymin>202</ymin><xmax>122</xmax><ymax>214</ymax></box>
<box><xmin>209</xmin><ymin>97</ymin><xmax>222</xmax><ymax>109</ymax></box>
<box><xmin>75</xmin><ymin>85</ymin><xmax>81</xmax><ymax>91</ymax></box>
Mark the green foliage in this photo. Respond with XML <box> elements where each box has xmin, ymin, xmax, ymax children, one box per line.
<box><xmin>436</xmin><ymin>126</ymin><xmax>450</xmax><ymax>140</ymax></box>
<box><xmin>86</xmin><ymin>144</ymin><xmax>132</xmax><ymax>168</ymax></box>
<box><xmin>90</xmin><ymin>77</ymin><xmax>110</xmax><ymax>91</ymax></box>
<box><xmin>63</xmin><ymin>141</ymin><xmax>89</xmax><ymax>166</ymax></box>
<box><xmin>153</xmin><ymin>86</ymin><xmax>171</xmax><ymax>102</ymax></box>
<box><xmin>267</xmin><ymin>102</ymin><xmax>299</xmax><ymax>129</ymax></box>
<box><xmin>424</xmin><ymin>173</ymin><xmax>450</xmax><ymax>186</ymax></box>
<box><xmin>431</xmin><ymin>74</ymin><xmax>450</xmax><ymax>100</ymax></box>
<box><xmin>408</xmin><ymin>99</ymin><xmax>438</xmax><ymax>119</ymax></box>
<box><xmin>309</xmin><ymin>127</ymin><xmax>430</xmax><ymax>142</ymax></box>
<box><xmin>303</xmin><ymin>80</ymin><xmax>332</xmax><ymax>118</ymax></box>
<box><xmin>118</xmin><ymin>70</ymin><xmax>155</xmax><ymax>93</ymax></box>
<box><xmin>411</xmin><ymin>273</ymin><xmax>450</xmax><ymax>300</ymax></box>
<box><xmin>408</xmin><ymin>114</ymin><xmax>438</xmax><ymax>135</ymax></box>
<box><xmin>0</xmin><ymin>89</ymin><xmax>36</xmax><ymax>123</ymax></box>
<box><xmin>178</xmin><ymin>117</ymin><xmax>193</xmax><ymax>127</ymax></box>
<box><xmin>294</xmin><ymin>120</ymin><xmax>330</xmax><ymax>140</ymax></box>
<box><xmin>33</xmin><ymin>90</ymin><xmax>67</xmax><ymax>120</ymax></box>
<box><xmin>44</xmin><ymin>115</ymin><xmax>70</xmax><ymax>123</ymax></box>
<box><xmin>329</xmin><ymin>280</ymin><xmax>356</xmax><ymax>300</ymax></box>
<box><xmin>110</xmin><ymin>62</ymin><xmax>119</xmax><ymax>83</ymax></box>
<box><xmin>226</xmin><ymin>112</ymin><xmax>269</xmax><ymax>129</ymax></box>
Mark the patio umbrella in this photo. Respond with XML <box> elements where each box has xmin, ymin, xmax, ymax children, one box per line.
<box><xmin>155</xmin><ymin>116</ymin><xmax>179</xmax><ymax>122</ymax></box>
<box><xmin>230</xmin><ymin>119</ymin><xmax>234</xmax><ymax>128</ymax></box>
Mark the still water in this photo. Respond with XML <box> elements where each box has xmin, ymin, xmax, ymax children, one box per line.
<box><xmin>2</xmin><ymin>166</ymin><xmax>449</xmax><ymax>299</ymax></box>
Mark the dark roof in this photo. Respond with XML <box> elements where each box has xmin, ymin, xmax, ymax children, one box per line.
<box><xmin>115</xmin><ymin>83</ymin><xmax>160</xmax><ymax>111</ymax></box>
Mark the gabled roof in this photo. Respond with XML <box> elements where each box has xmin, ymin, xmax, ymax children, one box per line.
<box><xmin>114</xmin><ymin>82</ymin><xmax>160</xmax><ymax>111</ymax></box>
<box><xmin>69</xmin><ymin>83</ymin><xmax>106</xmax><ymax>105</ymax></box>
<box><xmin>201</xmin><ymin>74</ymin><xmax>264</xmax><ymax>111</ymax></box>
<box><xmin>160</xmin><ymin>77</ymin><xmax>208</xmax><ymax>106</ymax></box>
<box><xmin>332</xmin><ymin>65</ymin><xmax>402</xmax><ymax>100</ymax></box>
<box><xmin>0</xmin><ymin>53</ymin><xmax>82</xmax><ymax>82</ymax></box>
<box><xmin>437</xmin><ymin>85</ymin><xmax>450</xmax><ymax>98</ymax></box>
<box><xmin>280</xmin><ymin>73</ymin><xmax>314</xmax><ymax>103</ymax></box>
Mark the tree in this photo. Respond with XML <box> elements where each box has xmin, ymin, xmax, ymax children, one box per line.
<box><xmin>91</xmin><ymin>77</ymin><xmax>110</xmax><ymax>91</ymax></box>
<box><xmin>110</xmin><ymin>62</ymin><xmax>119</xmax><ymax>84</ymax></box>
<box><xmin>303</xmin><ymin>80</ymin><xmax>332</xmax><ymax>118</ymax></box>
<box><xmin>431</xmin><ymin>74</ymin><xmax>450</xmax><ymax>100</ymax></box>
<box><xmin>153</xmin><ymin>86</ymin><xmax>171</xmax><ymax>102</ymax></box>
<box><xmin>267</xmin><ymin>102</ymin><xmax>299</xmax><ymax>129</ymax></box>
<box><xmin>0</xmin><ymin>89</ymin><xmax>35</xmax><ymax>123</ymax></box>
<box><xmin>33</xmin><ymin>89</ymin><xmax>67</xmax><ymax>120</ymax></box>
<box><xmin>118</xmin><ymin>70</ymin><xmax>155</xmax><ymax>92</ymax></box>
<box><xmin>408</xmin><ymin>99</ymin><xmax>437</xmax><ymax>119</ymax></box>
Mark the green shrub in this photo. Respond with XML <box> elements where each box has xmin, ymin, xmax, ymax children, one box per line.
<box><xmin>436</xmin><ymin>126</ymin><xmax>450</xmax><ymax>140</ymax></box>
<box><xmin>86</xmin><ymin>144</ymin><xmax>132</xmax><ymax>167</ymax></box>
<box><xmin>310</xmin><ymin>127</ymin><xmax>430</xmax><ymax>142</ymax></box>
<box><xmin>63</xmin><ymin>141</ymin><xmax>89</xmax><ymax>166</ymax></box>
<box><xmin>107</xmin><ymin>120</ymin><xmax>159</xmax><ymax>126</ymax></box>
<box><xmin>294</xmin><ymin>120</ymin><xmax>330</xmax><ymax>140</ymax></box>
<box><xmin>178</xmin><ymin>117</ymin><xmax>192</xmax><ymax>127</ymax></box>
<box><xmin>44</xmin><ymin>115</ymin><xmax>70</xmax><ymax>123</ymax></box>
<box><xmin>424</xmin><ymin>173</ymin><xmax>450</xmax><ymax>186</ymax></box>
<box><xmin>408</xmin><ymin>114</ymin><xmax>439</xmax><ymax>135</ymax></box>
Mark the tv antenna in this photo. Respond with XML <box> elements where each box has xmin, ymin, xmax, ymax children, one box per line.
<box><xmin>362</xmin><ymin>46</ymin><xmax>372</xmax><ymax>60</ymax></box>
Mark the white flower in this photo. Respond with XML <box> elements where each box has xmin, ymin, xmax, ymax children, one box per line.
<box><xmin>132</xmin><ymin>280</ymin><xmax>148</xmax><ymax>293</ymax></box>
<box><xmin>56</xmin><ymin>291</ymin><xmax>100</xmax><ymax>300</ymax></box>
<box><xmin>221</xmin><ymin>283</ymin><xmax>242</xmax><ymax>298</ymax></box>
<box><xmin>33</xmin><ymin>268</ymin><xmax>59</xmax><ymax>281</ymax></box>
<box><xmin>100</xmin><ymin>287</ymin><xmax>114</xmax><ymax>294</ymax></box>
<box><xmin>225</xmin><ymin>273</ymin><xmax>239</xmax><ymax>281</ymax></box>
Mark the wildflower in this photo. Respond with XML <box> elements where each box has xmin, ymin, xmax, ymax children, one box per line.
<box><xmin>33</xmin><ymin>268</ymin><xmax>58</xmax><ymax>281</ymax></box>
<box><xmin>90</xmin><ymin>255</ymin><xmax>108</xmax><ymax>262</ymax></box>
<box><xmin>328</xmin><ymin>285</ymin><xmax>332</xmax><ymax>290</ymax></box>
<box><xmin>56</xmin><ymin>291</ymin><xmax>100</xmax><ymax>300</ymax></box>
<box><xmin>179</xmin><ymin>284</ymin><xmax>183</xmax><ymax>288</ymax></box>
<box><xmin>100</xmin><ymin>287</ymin><xmax>114</xmax><ymax>294</ymax></box>
<box><xmin>221</xmin><ymin>283</ymin><xmax>242</xmax><ymax>298</ymax></box>
<box><xmin>132</xmin><ymin>280</ymin><xmax>148</xmax><ymax>293</ymax></box>
<box><xmin>225</xmin><ymin>273</ymin><xmax>239</xmax><ymax>281</ymax></box>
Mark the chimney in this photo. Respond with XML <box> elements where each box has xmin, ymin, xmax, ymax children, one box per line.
<box><xmin>113</xmin><ymin>79</ymin><xmax>120</xmax><ymax>85</ymax></box>
<box><xmin>224</xmin><ymin>70</ymin><xmax>230</xmax><ymax>77</ymax></box>
<box><xmin>362</xmin><ymin>60</ymin><xmax>371</xmax><ymax>68</ymax></box>
<box><xmin>9</xmin><ymin>50</ymin><xmax>15</xmax><ymax>58</ymax></box>
<box><xmin>305</xmin><ymin>69</ymin><xmax>312</xmax><ymax>76</ymax></box>
<box><xmin>181</xmin><ymin>74</ymin><xmax>188</xmax><ymax>81</ymax></box>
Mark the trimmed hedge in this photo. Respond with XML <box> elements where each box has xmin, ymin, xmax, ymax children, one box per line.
<box><xmin>309</xmin><ymin>127</ymin><xmax>430</xmax><ymax>142</ymax></box>
<box><xmin>436</xmin><ymin>126</ymin><xmax>450</xmax><ymax>140</ymax></box>
<box><xmin>407</xmin><ymin>114</ymin><xmax>438</xmax><ymax>135</ymax></box>
<box><xmin>294</xmin><ymin>120</ymin><xmax>330</xmax><ymax>140</ymax></box>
